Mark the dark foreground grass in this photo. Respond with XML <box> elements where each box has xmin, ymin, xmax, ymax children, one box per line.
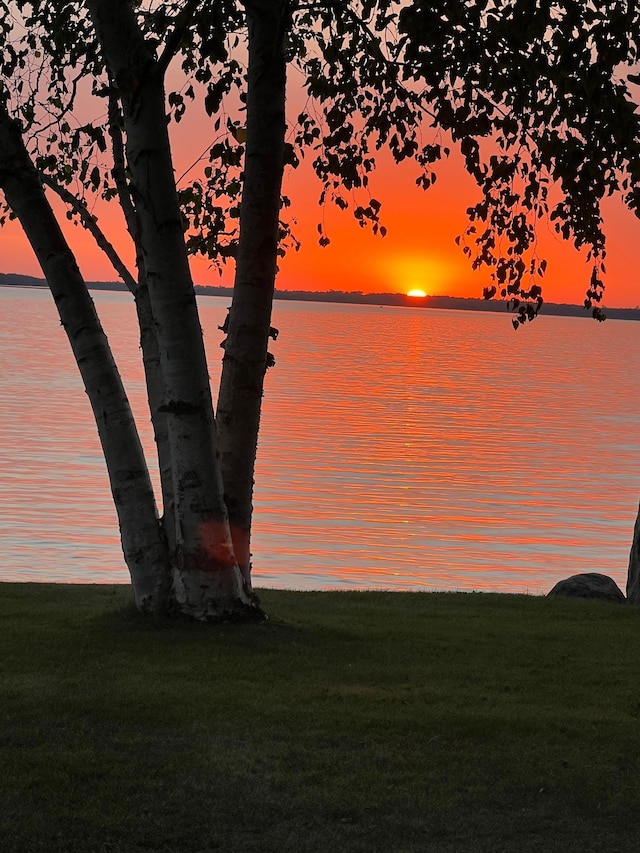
<box><xmin>1</xmin><ymin>585</ymin><xmax>640</xmax><ymax>852</ymax></box>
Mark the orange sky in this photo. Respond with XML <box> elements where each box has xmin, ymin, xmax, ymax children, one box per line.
<box><xmin>276</xmin><ymin>150</ymin><xmax>640</xmax><ymax>309</ymax></box>
<box><xmin>2</xmin><ymin>97</ymin><xmax>640</xmax><ymax>309</ymax></box>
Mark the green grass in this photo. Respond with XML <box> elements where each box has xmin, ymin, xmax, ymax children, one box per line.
<box><xmin>1</xmin><ymin>584</ymin><xmax>640</xmax><ymax>852</ymax></box>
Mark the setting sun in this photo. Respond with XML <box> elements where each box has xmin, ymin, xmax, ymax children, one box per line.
<box><xmin>407</xmin><ymin>288</ymin><xmax>427</xmax><ymax>297</ymax></box>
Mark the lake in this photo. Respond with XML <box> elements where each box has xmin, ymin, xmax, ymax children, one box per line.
<box><xmin>1</xmin><ymin>285</ymin><xmax>639</xmax><ymax>595</ymax></box>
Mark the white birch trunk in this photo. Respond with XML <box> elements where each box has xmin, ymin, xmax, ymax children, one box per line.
<box><xmin>627</xmin><ymin>508</ymin><xmax>640</xmax><ymax>603</ymax></box>
<box><xmin>87</xmin><ymin>0</ymin><xmax>262</xmax><ymax>620</ymax></box>
<box><xmin>135</xmin><ymin>278</ymin><xmax>176</xmax><ymax>557</ymax></box>
<box><xmin>216</xmin><ymin>0</ymin><xmax>288</xmax><ymax>584</ymax></box>
<box><xmin>107</xmin><ymin>99</ymin><xmax>178</xmax><ymax>558</ymax></box>
<box><xmin>0</xmin><ymin>104</ymin><xmax>170</xmax><ymax>615</ymax></box>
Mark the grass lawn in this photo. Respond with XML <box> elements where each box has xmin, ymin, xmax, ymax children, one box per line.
<box><xmin>1</xmin><ymin>583</ymin><xmax>640</xmax><ymax>852</ymax></box>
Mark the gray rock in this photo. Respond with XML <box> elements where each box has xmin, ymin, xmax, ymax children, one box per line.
<box><xmin>547</xmin><ymin>572</ymin><xmax>626</xmax><ymax>603</ymax></box>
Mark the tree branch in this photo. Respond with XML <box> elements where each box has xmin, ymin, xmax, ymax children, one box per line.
<box><xmin>108</xmin><ymin>85</ymin><xmax>138</xmax><ymax>240</ymax></box>
<box><xmin>157</xmin><ymin>0</ymin><xmax>202</xmax><ymax>79</ymax></box>
<box><xmin>40</xmin><ymin>173</ymin><xmax>137</xmax><ymax>293</ymax></box>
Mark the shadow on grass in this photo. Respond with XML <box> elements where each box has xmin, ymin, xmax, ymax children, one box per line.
<box><xmin>2</xmin><ymin>583</ymin><xmax>640</xmax><ymax>852</ymax></box>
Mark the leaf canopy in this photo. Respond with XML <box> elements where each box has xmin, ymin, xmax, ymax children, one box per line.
<box><xmin>1</xmin><ymin>0</ymin><xmax>640</xmax><ymax>319</ymax></box>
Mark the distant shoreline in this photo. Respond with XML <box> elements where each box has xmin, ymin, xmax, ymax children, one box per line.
<box><xmin>2</xmin><ymin>272</ymin><xmax>639</xmax><ymax>321</ymax></box>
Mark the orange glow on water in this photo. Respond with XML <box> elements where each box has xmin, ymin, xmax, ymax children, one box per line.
<box><xmin>2</xmin><ymin>287</ymin><xmax>637</xmax><ymax>595</ymax></box>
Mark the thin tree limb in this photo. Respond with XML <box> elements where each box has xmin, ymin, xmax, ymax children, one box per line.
<box><xmin>40</xmin><ymin>172</ymin><xmax>137</xmax><ymax>293</ymax></box>
<box><xmin>108</xmin><ymin>85</ymin><xmax>139</xmax><ymax>241</ymax></box>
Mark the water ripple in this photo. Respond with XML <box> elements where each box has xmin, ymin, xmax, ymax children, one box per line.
<box><xmin>1</xmin><ymin>287</ymin><xmax>639</xmax><ymax>595</ymax></box>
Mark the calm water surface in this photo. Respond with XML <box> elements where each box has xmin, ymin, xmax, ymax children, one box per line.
<box><xmin>2</xmin><ymin>285</ymin><xmax>639</xmax><ymax>594</ymax></box>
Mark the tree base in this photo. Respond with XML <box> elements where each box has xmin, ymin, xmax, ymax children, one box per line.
<box><xmin>172</xmin><ymin>567</ymin><xmax>267</xmax><ymax>622</ymax></box>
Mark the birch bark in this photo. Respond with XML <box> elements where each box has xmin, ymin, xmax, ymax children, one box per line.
<box><xmin>216</xmin><ymin>0</ymin><xmax>288</xmax><ymax>584</ymax></box>
<box><xmin>87</xmin><ymin>0</ymin><xmax>261</xmax><ymax>619</ymax></box>
<box><xmin>106</xmin><ymin>92</ymin><xmax>178</xmax><ymax>558</ymax></box>
<box><xmin>0</xmin><ymin>103</ymin><xmax>170</xmax><ymax>614</ymax></box>
<box><xmin>627</xmin><ymin>514</ymin><xmax>640</xmax><ymax>603</ymax></box>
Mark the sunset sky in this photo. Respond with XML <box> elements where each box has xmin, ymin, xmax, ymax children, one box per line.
<box><xmin>2</xmin><ymin>85</ymin><xmax>640</xmax><ymax>309</ymax></box>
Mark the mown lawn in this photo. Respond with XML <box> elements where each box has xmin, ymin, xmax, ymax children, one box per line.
<box><xmin>1</xmin><ymin>583</ymin><xmax>639</xmax><ymax>852</ymax></box>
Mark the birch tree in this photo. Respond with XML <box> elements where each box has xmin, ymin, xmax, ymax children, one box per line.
<box><xmin>0</xmin><ymin>0</ymin><xmax>262</xmax><ymax>619</ymax></box>
<box><xmin>3</xmin><ymin>0</ymin><xmax>640</xmax><ymax>616</ymax></box>
<box><xmin>85</xmin><ymin>0</ymin><xmax>261</xmax><ymax>620</ymax></box>
<box><xmin>0</xmin><ymin>99</ymin><xmax>171</xmax><ymax>615</ymax></box>
<box><xmin>213</xmin><ymin>0</ymin><xmax>287</xmax><ymax>585</ymax></box>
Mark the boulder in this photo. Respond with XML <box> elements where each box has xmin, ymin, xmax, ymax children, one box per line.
<box><xmin>547</xmin><ymin>572</ymin><xmax>626</xmax><ymax>603</ymax></box>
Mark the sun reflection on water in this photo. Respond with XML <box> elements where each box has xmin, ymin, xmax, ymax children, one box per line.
<box><xmin>1</xmin><ymin>287</ymin><xmax>639</xmax><ymax>594</ymax></box>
